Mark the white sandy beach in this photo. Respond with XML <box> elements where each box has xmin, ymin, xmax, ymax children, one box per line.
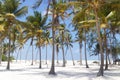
<box><xmin>0</xmin><ymin>60</ymin><xmax>120</xmax><ymax>80</ymax></box>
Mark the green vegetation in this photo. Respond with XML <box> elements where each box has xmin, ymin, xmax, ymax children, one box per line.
<box><xmin>2</xmin><ymin>54</ymin><xmax>7</xmax><ymax>61</ymax></box>
<box><xmin>2</xmin><ymin>54</ymin><xmax>14</xmax><ymax>61</ymax></box>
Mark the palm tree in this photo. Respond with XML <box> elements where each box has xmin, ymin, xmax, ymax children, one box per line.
<box><xmin>44</xmin><ymin>31</ymin><xmax>50</xmax><ymax>65</ymax></box>
<box><xmin>26</xmin><ymin>11</ymin><xmax>40</xmax><ymax>65</ymax></box>
<box><xmin>59</xmin><ymin>25</ymin><xmax>66</xmax><ymax>67</ymax></box>
<box><xmin>84</xmin><ymin>28</ymin><xmax>89</xmax><ymax>68</ymax></box>
<box><xmin>65</xmin><ymin>33</ymin><xmax>75</xmax><ymax>66</ymax></box>
<box><xmin>33</xmin><ymin>0</ymin><xmax>70</xmax><ymax>74</ymax></box>
<box><xmin>78</xmin><ymin>31</ymin><xmax>83</xmax><ymax>65</ymax></box>
<box><xmin>75</xmin><ymin>29</ymin><xmax>84</xmax><ymax>65</ymax></box>
<box><xmin>26</xmin><ymin>11</ymin><xmax>48</xmax><ymax>68</ymax></box>
<box><xmin>35</xmin><ymin>31</ymin><xmax>45</xmax><ymax>69</ymax></box>
<box><xmin>49</xmin><ymin>0</ymin><xmax>69</xmax><ymax>74</ymax></box>
<box><xmin>0</xmin><ymin>0</ymin><xmax>28</xmax><ymax>70</ymax></box>
<box><xmin>55</xmin><ymin>36</ymin><xmax>60</xmax><ymax>64</ymax></box>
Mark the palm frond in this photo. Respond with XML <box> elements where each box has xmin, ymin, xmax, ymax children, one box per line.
<box><xmin>32</xmin><ymin>0</ymin><xmax>43</xmax><ymax>9</ymax></box>
<box><xmin>14</xmin><ymin>6</ymin><xmax>28</xmax><ymax>17</ymax></box>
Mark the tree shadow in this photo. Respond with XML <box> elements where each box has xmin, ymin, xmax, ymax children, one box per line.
<box><xmin>0</xmin><ymin>69</ymin><xmax>26</xmax><ymax>72</ymax></box>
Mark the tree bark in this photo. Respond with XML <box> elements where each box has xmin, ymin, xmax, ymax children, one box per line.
<box><xmin>79</xmin><ymin>42</ymin><xmax>82</xmax><ymax>65</ymax></box>
<box><xmin>70</xmin><ymin>47</ymin><xmax>75</xmax><ymax>66</ymax></box>
<box><xmin>49</xmin><ymin>0</ymin><xmax>56</xmax><ymax>73</ymax></box>
<box><xmin>95</xmin><ymin>9</ymin><xmax>104</xmax><ymax>76</ymax></box>
<box><xmin>39</xmin><ymin>46</ymin><xmax>42</xmax><ymax>69</ymax></box>
<box><xmin>104</xmin><ymin>29</ymin><xmax>108</xmax><ymax>70</ymax></box>
<box><xmin>6</xmin><ymin>34</ymin><xmax>11</xmax><ymax>70</ymax></box>
<box><xmin>84</xmin><ymin>30</ymin><xmax>89</xmax><ymax>68</ymax></box>
<box><xmin>49</xmin><ymin>29</ymin><xmax>56</xmax><ymax>75</ymax></box>
<box><xmin>62</xmin><ymin>45</ymin><xmax>66</xmax><ymax>67</ymax></box>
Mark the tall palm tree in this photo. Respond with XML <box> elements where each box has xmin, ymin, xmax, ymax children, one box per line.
<box><xmin>55</xmin><ymin>36</ymin><xmax>60</xmax><ymax>64</ymax></box>
<box><xmin>78</xmin><ymin>31</ymin><xmax>83</xmax><ymax>65</ymax></box>
<box><xmin>65</xmin><ymin>32</ymin><xmax>75</xmax><ymax>66</ymax></box>
<box><xmin>26</xmin><ymin>11</ymin><xmax>42</xmax><ymax>65</ymax></box>
<box><xmin>59</xmin><ymin>25</ymin><xmax>66</xmax><ymax>67</ymax></box>
<box><xmin>26</xmin><ymin>11</ymin><xmax>48</xmax><ymax>68</ymax></box>
<box><xmin>0</xmin><ymin>0</ymin><xmax>28</xmax><ymax>70</ymax></box>
<box><xmin>33</xmin><ymin>0</ymin><xmax>70</xmax><ymax>74</ymax></box>
<box><xmin>49</xmin><ymin>0</ymin><xmax>69</xmax><ymax>74</ymax></box>
<box><xmin>84</xmin><ymin>28</ymin><xmax>89</xmax><ymax>68</ymax></box>
<box><xmin>44</xmin><ymin>31</ymin><xmax>50</xmax><ymax>65</ymax></box>
<box><xmin>35</xmin><ymin>31</ymin><xmax>44</xmax><ymax>69</ymax></box>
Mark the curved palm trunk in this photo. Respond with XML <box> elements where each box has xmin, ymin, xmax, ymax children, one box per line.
<box><xmin>95</xmin><ymin>9</ymin><xmax>104</xmax><ymax>76</ymax></box>
<box><xmin>79</xmin><ymin>42</ymin><xmax>82</xmax><ymax>65</ymax></box>
<box><xmin>84</xmin><ymin>30</ymin><xmax>89</xmax><ymax>68</ymax></box>
<box><xmin>6</xmin><ymin>35</ymin><xmax>11</xmax><ymax>70</ymax></box>
<box><xmin>70</xmin><ymin>47</ymin><xmax>75</xmax><ymax>66</ymax></box>
<box><xmin>39</xmin><ymin>46</ymin><xmax>42</xmax><ymax>69</ymax></box>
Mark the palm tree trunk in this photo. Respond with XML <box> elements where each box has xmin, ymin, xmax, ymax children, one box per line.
<box><xmin>62</xmin><ymin>45</ymin><xmax>66</xmax><ymax>67</ymax></box>
<box><xmin>70</xmin><ymin>47</ymin><xmax>75</xmax><ymax>66</ymax></box>
<box><xmin>84</xmin><ymin>30</ymin><xmax>89</xmax><ymax>68</ymax></box>
<box><xmin>49</xmin><ymin>7</ymin><xmax>56</xmax><ymax>74</ymax></box>
<box><xmin>95</xmin><ymin>9</ymin><xmax>104</xmax><ymax>76</ymax></box>
<box><xmin>39</xmin><ymin>46</ymin><xmax>42</xmax><ymax>69</ymax></box>
<box><xmin>6</xmin><ymin>35</ymin><xmax>11</xmax><ymax>70</ymax></box>
<box><xmin>104</xmin><ymin>29</ymin><xmax>108</xmax><ymax>70</ymax></box>
<box><xmin>49</xmin><ymin>29</ymin><xmax>56</xmax><ymax>75</ymax></box>
<box><xmin>49</xmin><ymin>0</ymin><xmax>57</xmax><ymax>75</ymax></box>
<box><xmin>105</xmin><ymin>53</ymin><xmax>108</xmax><ymax>70</ymax></box>
<box><xmin>79</xmin><ymin>42</ymin><xmax>82</xmax><ymax>65</ymax></box>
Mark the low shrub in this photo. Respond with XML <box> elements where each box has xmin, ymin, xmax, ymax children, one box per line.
<box><xmin>2</xmin><ymin>54</ymin><xmax>14</xmax><ymax>61</ymax></box>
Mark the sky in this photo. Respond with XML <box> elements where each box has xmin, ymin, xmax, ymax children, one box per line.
<box><xmin>13</xmin><ymin>0</ymin><xmax>99</xmax><ymax>61</ymax></box>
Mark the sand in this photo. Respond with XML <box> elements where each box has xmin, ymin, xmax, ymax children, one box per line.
<box><xmin>0</xmin><ymin>60</ymin><xmax>120</xmax><ymax>80</ymax></box>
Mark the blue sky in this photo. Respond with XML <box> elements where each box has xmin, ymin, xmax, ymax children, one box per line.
<box><xmin>13</xmin><ymin>0</ymin><xmax>98</xmax><ymax>61</ymax></box>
